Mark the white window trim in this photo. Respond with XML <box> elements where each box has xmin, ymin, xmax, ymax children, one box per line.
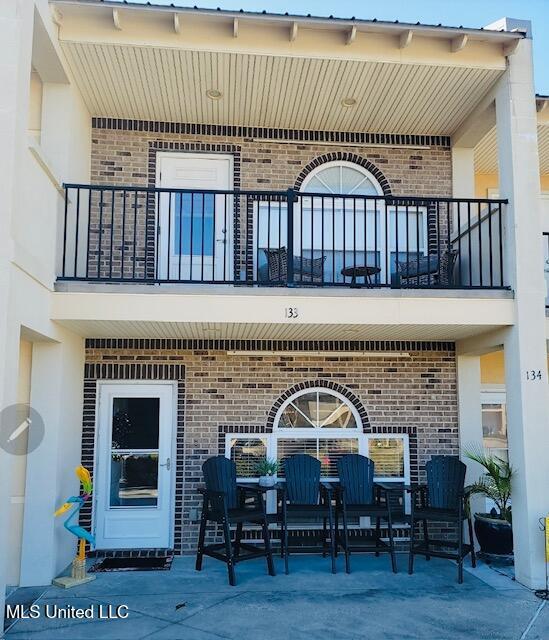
<box><xmin>224</xmin><ymin>432</ymin><xmax>410</xmax><ymax>482</ymax></box>
<box><xmin>300</xmin><ymin>160</ymin><xmax>384</xmax><ymax>196</ymax></box>
<box><xmin>274</xmin><ymin>386</ymin><xmax>362</xmax><ymax>431</ymax></box>
<box><xmin>225</xmin><ymin>387</ymin><xmax>410</xmax><ymax>486</ymax></box>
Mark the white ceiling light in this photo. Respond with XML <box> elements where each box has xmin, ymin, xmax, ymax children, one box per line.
<box><xmin>341</xmin><ymin>97</ymin><xmax>357</xmax><ymax>108</ymax></box>
<box><xmin>206</xmin><ymin>89</ymin><xmax>223</xmax><ymax>100</ymax></box>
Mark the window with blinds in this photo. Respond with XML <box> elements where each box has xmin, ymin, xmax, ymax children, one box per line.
<box><xmin>277</xmin><ymin>437</ymin><xmax>359</xmax><ymax>477</ymax></box>
<box><xmin>368</xmin><ymin>438</ymin><xmax>405</xmax><ymax>478</ymax></box>
<box><xmin>227</xmin><ymin>437</ymin><xmax>268</xmax><ymax>479</ymax></box>
<box><xmin>224</xmin><ymin>389</ymin><xmax>410</xmax><ymax>487</ymax></box>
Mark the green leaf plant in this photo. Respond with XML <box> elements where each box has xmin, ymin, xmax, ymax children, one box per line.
<box><xmin>465</xmin><ymin>448</ymin><xmax>514</xmax><ymax>523</ymax></box>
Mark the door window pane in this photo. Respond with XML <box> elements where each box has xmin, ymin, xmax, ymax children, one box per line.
<box><xmin>112</xmin><ymin>397</ymin><xmax>159</xmax><ymax>450</ymax></box>
<box><xmin>368</xmin><ymin>438</ymin><xmax>405</xmax><ymax>477</ymax></box>
<box><xmin>110</xmin><ymin>453</ymin><xmax>158</xmax><ymax>507</ymax></box>
<box><xmin>228</xmin><ymin>438</ymin><xmax>267</xmax><ymax>477</ymax></box>
<box><xmin>174</xmin><ymin>193</ymin><xmax>214</xmax><ymax>256</ymax></box>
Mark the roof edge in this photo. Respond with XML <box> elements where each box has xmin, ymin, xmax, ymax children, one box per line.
<box><xmin>49</xmin><ymin>0</ymin><xmax>527</xmax><ymax>40</ymax></box>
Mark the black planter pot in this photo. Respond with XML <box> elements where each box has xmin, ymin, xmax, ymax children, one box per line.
<box><xmin>474</xmin><ymin>513</ymin><xmax>513</xmax><ymax>557</ymax></box>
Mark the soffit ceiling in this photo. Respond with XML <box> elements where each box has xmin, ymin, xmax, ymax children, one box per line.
<box><xmin>475</xmin><ymin>123</ymin><xmax>549</xmax><ymax>174</ymax></box>
<box><xmin>53</xmin><ymin>319</ymin><xmax>504</xmax><ymax>342</ymax></box>
<box><xmin>59</xmin><ymin>42</ymin><xmax>503</xmax><ymax>135</ymax></box>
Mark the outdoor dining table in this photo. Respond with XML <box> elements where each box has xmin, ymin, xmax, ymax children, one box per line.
<box><xmin>340</xmin><ymin>265</ymin><xmax>382</xmax><ymax>287</ymax></box>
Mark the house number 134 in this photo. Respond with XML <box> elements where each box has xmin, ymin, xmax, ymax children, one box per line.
<box><xmin>285</xmin><ymin>307</ymin><xmax>299</xmax><ymax>319</ymax></box>
<box><xmin>526</xmin><ymin>370</ymin><xmax>542</xmax><ymax>381</ymax></box>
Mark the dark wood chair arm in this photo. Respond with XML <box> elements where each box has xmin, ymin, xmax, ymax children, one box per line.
<box><xmin>198</xmin><ymin>488</ymin><xmax>227</xmax><ymax>499</ymax></box>
<box><xmin>237</xmin><ymin>484</ymin><xmax>266</xmax><ymax>496</ymax></box>
<box><xmin>402</xmin><ymin>483</ymin><xmax>427</xmax><ymax>494</ymax></box>
<box><xmin>320</xmin><ymin>481</ymin><xmax>335</xmax><ymax>505</ymax></box>
<box><xmin>333</xmin><ymin>482</ymin><xmax>345</xmax><ymax>506</ymax></box>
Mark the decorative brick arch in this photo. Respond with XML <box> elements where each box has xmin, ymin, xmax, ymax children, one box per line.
<box><xmin>267</xmin><ymin>379</ymin><xmax>370</xmax><ymax>432</ymax></box>
<box><xmin>294</xmin><ymin>152</ymin><xmax>392</xmax><ymax>196</ymax></box>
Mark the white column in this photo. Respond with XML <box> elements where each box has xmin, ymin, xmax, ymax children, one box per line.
<box><xmin>19</xmin><ymin>334</ymin><xmax>84</xmax><ymax>586</ymax></box>
<box><xmin>496</xmin><ymin>38</ymin><xmax>549</xmax><ymax>590</ymax></box>
<box><xmin>451</xmin><ymin>147</ymin><xmax>475</xmax><ymax>198</ymax></box>
<box><xmin>19</xmin><ymin>342</ymin><xmax>62</xmax><ymax>585</ymax></box>
<box><xmin>456</xmin><ymin>354</ymin><xmax>485</xmax><ymax>529</ymax></box>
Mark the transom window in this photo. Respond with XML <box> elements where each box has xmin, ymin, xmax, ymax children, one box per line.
<box><xmin>278</xmin><ymin>389</ymin><xmax>358</xmax><ymax>429</ymax></box>
<box><xmin>301</xmin><ymin>161</ymin><xmax>382</xmax><ymax>196</ymax></box>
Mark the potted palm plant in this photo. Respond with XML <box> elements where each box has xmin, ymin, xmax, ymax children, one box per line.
<box><xmin>256</xmin><ymin>459</ymin><xmax>279</xmax><ymax>487</ymax></box>
<box><xmin>465</xmin><ymin>449</ymin><xmax>514</xmax><ymax>559</ymax></box>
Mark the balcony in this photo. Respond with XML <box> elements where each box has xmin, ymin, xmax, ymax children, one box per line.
<box><xmin>58</xmin><ymin>185</ymin><xmax>507</xmax><ymax>292</ymax></box>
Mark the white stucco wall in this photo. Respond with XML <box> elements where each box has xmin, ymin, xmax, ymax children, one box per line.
<box><xmin>0</xmin><ymin>2</ymin><xmax>91</xmax><ymax>623</ymax></box>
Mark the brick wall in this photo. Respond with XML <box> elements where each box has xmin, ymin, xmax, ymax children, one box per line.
<box><xmin>86</xmin><ymin>120</ymin><xmax>453</xmax><ymax>281</ymax></box>
<box><xmin>91</xmin><ymin>121</ymin><xmax>452</xmax><ymax>196</ymax></box>
<box><xmin>81</xmin><ymin>339</ymin><xmax>458</xmax><ymax>554</ymax></box>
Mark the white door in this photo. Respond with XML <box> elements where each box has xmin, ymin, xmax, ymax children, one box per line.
<box><xmin>94</xmin><ymin>383</ymin><xmax>174</xmax><ymax>549</ymax></box>
<box><xmin>157</xmin><ymin>153</ymin><xmax>233</xmax><ymax>282</ymax></box>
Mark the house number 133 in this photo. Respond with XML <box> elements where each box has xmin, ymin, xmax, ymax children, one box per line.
<box><xmin>285</xmin><ymin>307</ymin><xmax>299</xmax><ymax>319</ymax></box>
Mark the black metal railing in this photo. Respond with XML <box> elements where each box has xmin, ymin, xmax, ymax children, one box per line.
<box><xmin>58</xmin><ymin>184</ymin><xmax>508</xmax><ymax>290</ymax></box>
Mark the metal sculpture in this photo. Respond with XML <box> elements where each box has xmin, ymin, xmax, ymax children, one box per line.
<box><xmin>53</xmin><ymin>466</ymin><xmax>96</xmax><ymax>588</ymax></box>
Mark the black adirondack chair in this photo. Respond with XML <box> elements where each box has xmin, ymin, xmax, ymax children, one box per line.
<box><xmin>408</xmin><ymin>455</ymin><xmax>476</xmax><ymax>583</ymax></box>
<box><xmin>279</xmin><ymin>454</ymin><xmax>336</xmax><ymax>574</ymax></box>
<box><xmin>336</xmin><ymin>454</ymin><xmax>397</xmax><ymax>574</ymax></box>
<box><xmin>195</xmin><ymin>456</ymin><xmax>275</xmax><ymax>586</ymax></box>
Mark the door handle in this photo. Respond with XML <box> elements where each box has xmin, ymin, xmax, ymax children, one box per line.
<box><xmin>160</xmin><ymin>457</ymin><xmax>171</xmax><ymax>471</ymax></box>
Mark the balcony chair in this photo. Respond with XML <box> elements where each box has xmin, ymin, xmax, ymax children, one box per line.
<box><xmin>408</xmin><ymin>455</ymin><xmax>476</xmax><ymax>584</ymax></box>
<box><xmin>278</xmin><ymin>454</ymin><xmax>336</xmax><ymax>574</ymax></box>
<box><xmin>262</xmin><ymin>247</ymin><xmax>326</xmax><ymax>284</ymax></box>
<box><xmin>394</xmin><ymin>249</ymin><xmax>458</xmax><ymax>288</ymax></box>
<box><xmin>195</xmin><ymin>455</ymin><xmax>276</xmax><ymax>586</ymax></box>
<box><xmin>335</xmin><ymin>454</ymin><xmax>397</xmax><ymax>574</ymax></box>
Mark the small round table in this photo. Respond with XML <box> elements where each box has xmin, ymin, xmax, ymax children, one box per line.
<box><xmin>341</xmin><ymin>265</ymin><xmax>381</xmax><ymax>287</ymax></box>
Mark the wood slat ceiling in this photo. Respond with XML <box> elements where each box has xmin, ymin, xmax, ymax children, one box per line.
<box><xmin>475</xmin><ymin>124</ymin><xmax>549</xmax><ymax>174</ymax></box>
<box><xmin>60</xmin><ymin>42</ymin><xmax>502</xmax><ymax>135</ymax></box>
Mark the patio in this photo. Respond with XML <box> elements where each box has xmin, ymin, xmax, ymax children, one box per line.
<box><xmin>4</xmin><ymin>555</ymin><xmax>547</xmax><ymax>639</ymax></box>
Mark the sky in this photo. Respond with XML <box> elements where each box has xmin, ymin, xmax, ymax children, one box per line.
<box><xmin>121</xmin><ymin>0</ymin><xmax>549</xmax><ymax>95</ymax></box>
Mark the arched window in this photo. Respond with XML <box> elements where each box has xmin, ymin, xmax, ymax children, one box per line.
<box><xmin>275</xmin><ymin>388</ymin><xmax>360</xmax><ymax>429</ymax></box>
<box><xmin>226</xmin><ymin>386</ymin><xmax>410</xmax><ymax>486</ymax></box>
<box><xmin>296</xmin><ymin>161</ymin><xmax>427</xmax><ymax>285</ymax></box>
<box><xmin>300</xmin><ymin>161</ymin><xmax>383</xmax><ymax>196</ymax></box>
<box><xmin>272</xmin><ymin>388</ymin><xmax>361</xmax><ymax>477</ymax></box>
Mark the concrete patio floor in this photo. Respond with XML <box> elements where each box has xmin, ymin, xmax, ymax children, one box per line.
<box><xmin>3</xmin><ymin>554</ymin><xmax>548</xmax><ymax>640</ymax></box>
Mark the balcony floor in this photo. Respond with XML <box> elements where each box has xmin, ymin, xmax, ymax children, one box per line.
<box><xmin>5</xmin><ymin>555</ymin><xmax>543</xmax><ymax>639</ymax></box>
<box><xmin>54</xmin><ymin>281</ymin><xmax>514</xmax><ymax>299</ymax></box>
<box><xmin>51</xmin><ymin>283</ymin><xmax>514</xmax><ymax>342</ymax></box>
